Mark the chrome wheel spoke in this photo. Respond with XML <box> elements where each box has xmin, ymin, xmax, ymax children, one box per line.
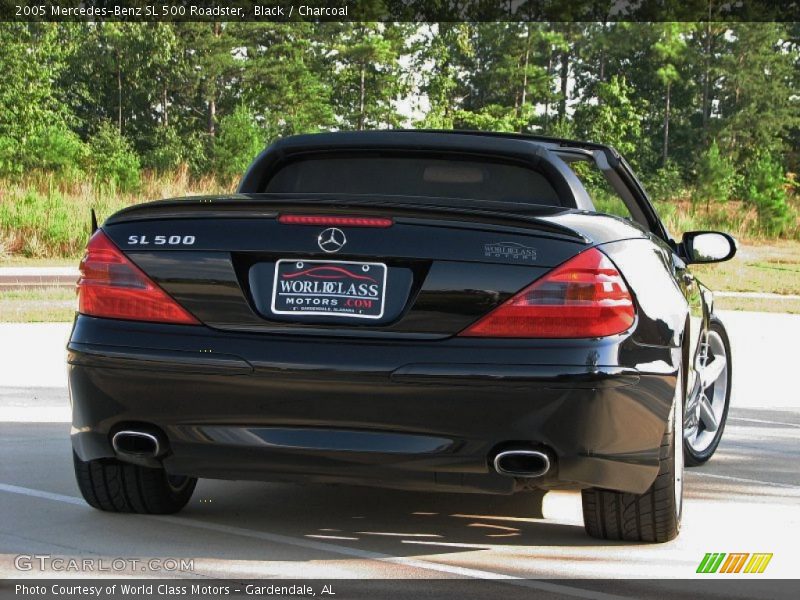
<box><xmin>686</xmin><ymin>328</ymin><xmax>728</xmax><ymax>454</ymax></box>
<box><xmin>699</xmin><ymin>356</ymin><xmax>725</xmax><ymax>389</ymax></box>
<box><xmin>698</xmin><ymin>394</ymin><xmax>719</xmax><ymax>432</ymax></box>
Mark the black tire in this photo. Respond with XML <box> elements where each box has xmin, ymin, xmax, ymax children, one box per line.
<box><xmin>581</xmin><ymin>369</ymin><xmax>683</xmax><ymax>543</ymax></box>
<box><xmin>684</xmin><ymin>318</ymin><xmax>732</xmax><ymax>467</ymax></box>
<box><xmin>73</xmin><ymin>451</ymin><xmax>196</xmax><ymax>514</ymax></box>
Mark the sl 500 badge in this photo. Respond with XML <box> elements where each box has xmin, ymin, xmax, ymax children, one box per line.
<box><xmin>127</xmin><ymin>235</ymin><xmax>196</xmax><ymax>246</ymax></box>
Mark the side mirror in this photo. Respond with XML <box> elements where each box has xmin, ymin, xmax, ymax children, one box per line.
<box><xmin>681</xmin><ymin>231</ymin><xmax>737</xmax><ymax>264</ymax></box>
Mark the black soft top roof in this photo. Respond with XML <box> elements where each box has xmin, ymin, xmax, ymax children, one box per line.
<box><xmin>237</xmin><ymin>130</ymin><xmax>595</xmax><ymax>211</ymax></box>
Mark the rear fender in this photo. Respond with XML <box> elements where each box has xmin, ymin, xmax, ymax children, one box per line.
<box><xmin>600</xmin><ymin>238</ymin><xmax>689</xmax><ymax>349</ymax></box>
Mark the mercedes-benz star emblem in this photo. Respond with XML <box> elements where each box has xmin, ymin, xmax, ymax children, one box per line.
<box><xmin>317</xmin><ymin>227</ymin><xmax>346</xmax><ymax>253</ymax></box>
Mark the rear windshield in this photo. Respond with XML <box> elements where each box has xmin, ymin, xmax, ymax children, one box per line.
<box><xmin>263</xmin><ymin>155</ymin><xmax>563</xmax><ymax>206</ymax></box>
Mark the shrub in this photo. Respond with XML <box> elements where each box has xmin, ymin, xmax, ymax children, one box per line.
<box><xmin>213</xmin><ymin>106</ymin><xmax>265</xmax><ymax>183</ymax></box>
<box><xmin>695</xmin><ymin>140</ymin><xmax>737</xmax><ymax>211</ymax></box>
<box><xmin>647</xmin><ymin>160</ymin><xmax>685</xmax><ymax>203</ymax></box>
<box><xmin>86</xmin><ymin>122</ymin><xmax>141</xmax><ymax>193</ymax></box>
<box><xmin>0</xmin><ymin>135</ymin><xmax>21</xmax><ymax>177</ymax></box>
<box><xmin>143</xmin><ymin>126</ymin><xmax>184</xmax><ymax>174</ymax></box>
<box><xmin>22</xmin><ymin>124</ymin><xmax>87</xmax><ymax>180</ymax></box>
<box><xmin>744</xmin><ymin>153</ymin><xmax>793</xmax><ymax>236</ymax></box>
<box><xmin>184</xmin><ymin>131</ymin><xmax>213</xmax><ymax>179</ymax></box>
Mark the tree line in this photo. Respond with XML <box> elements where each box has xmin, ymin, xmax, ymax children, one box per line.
<box><xmin>0</xmin><ymin>22</ymin><xmax>798</xmax><ymax>234</ymax></box>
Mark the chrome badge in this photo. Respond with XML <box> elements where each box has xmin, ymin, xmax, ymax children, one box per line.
<box><xmin>318</xmin><ymin>227</ymin><xmax>347</xmax><ymax>253</ymax></box>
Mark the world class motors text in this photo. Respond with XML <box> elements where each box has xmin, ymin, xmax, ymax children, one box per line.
<box><xmin>15</xmin><ymin>583</ymin><xmax>325</xmax><ymax>596</ymax></box>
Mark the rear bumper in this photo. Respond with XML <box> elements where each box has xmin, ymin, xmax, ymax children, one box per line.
<box><xmin>68</xmin><ymin>316</ymin><xmax>677</xmax><ymax>495</ymax></box>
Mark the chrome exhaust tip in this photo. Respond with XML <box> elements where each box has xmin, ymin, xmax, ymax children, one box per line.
<box><xmin>493</xmin><ymin>450</ymin><xmax>551</xmax><ymax>478</ymax></box>
<box><xmin>111</xmin><ymin>430</ymin><xmax>162</xmax><ymax>458</ymax></box>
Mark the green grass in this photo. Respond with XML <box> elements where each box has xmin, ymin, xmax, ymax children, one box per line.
<box><xmin>0</xmin><ymin>171</ymin><xmax>227</xmax><ymax>259</ymax></box>
<box><xmin>693</xmin><ymin>240</ymin><xmax>800</xmax><ymax>296</ymax></box>
<box><xmin>713</xmin><ymin>295</ymin><xmax>800</xmax><ymax>314</ymax></box>
<box><xmin>0</xmin><ymin>287</ymin><xmax>76</xmax><ymax>322</ymax></box>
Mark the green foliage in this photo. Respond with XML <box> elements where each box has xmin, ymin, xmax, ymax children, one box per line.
<box><xmin>1</xmin><ymin>21</ymin><xmax>799</xmax><ymax>254</ymax></box>
<box><xmin>328</xmin><ymin>23</ymin><xmax>411</xmax><ymax>130</ymax></box>
<box><xmin>647</xmin><ymin>161</ymin><xmax>686</xmax><ymax>202</ymax></box>
<box><xmin>86</xmin><ymin>122</ymin><xmax>141</xmax><ymax>192</ymax></box>
<box><xmin>0</xmin><ymin>189</ymin><xmax>84</xmax><ymax>257</ymax></box>
<box><xmin>574</xmin><ymin>76</ymin><xmax>647</xmax><ymax>164</ymax></box>
<box><xmin>695</xmin><ymin>140</ymin><xmax>737</xmax><ymax>209</ymax></box>
<box><xmin>743</xmin><ymin>153</ymin><xmax>793</xmax><ymax>236</ymax></box>
<box><xmin>183</xmin><ymin>132</ymin><xmax>213</xmax><ymax>179</ymax></box>
<box><xmin>548</xmin><ymin>118</ymin><xmax>577</xmax><ymax>140</ymax></box>
<box><xmin>22</xmin><ymin>125</ymin><xmax>87</xmax><ymax>179</ymax></box>
<box><xmin>213</xmin><ymin>106</ymin><xmax>265</xmax><ymax>182</ymax></box>
<box><xmin>144</xmin><ymin>126</ymin><xmax>185</xmax><ymax>173</ymax></box>
<box><xmin>453</xmin><ymin>106</ymin><xmax>521</xmax><ymax>133</ymax></box>
<box><xmin>0</xmin><ymin>136</ymin><xmax>22</xmax><ymax>178</ymax></box>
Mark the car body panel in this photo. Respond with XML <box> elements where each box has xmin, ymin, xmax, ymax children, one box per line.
<box><xmin>69</xmin><ymin>315</ymin><xmax>676</xmax><ymax>495</ymax></box>
<box><xmin>68</xmin><ymin>130</ymin><xmax>724</xmax><ymax>498</ymax></box>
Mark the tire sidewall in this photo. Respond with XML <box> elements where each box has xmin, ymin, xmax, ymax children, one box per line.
<box><xmin>671</xmin><ymin>370</ymin><xmax>686</xmax><ymax>532</ymax></box>
<box><xmin>684</xmin><ymin>319</ymin><xmax>732</xmax><ymax>464</ymax></box>
<box><xmin>673</xmin><ymin>364</ymin><xmax>684</xmax><ymax>530</ymax></box>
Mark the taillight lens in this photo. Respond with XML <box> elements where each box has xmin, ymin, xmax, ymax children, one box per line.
<box><xmin>77</xmin><ymin>231</ymin><xmax>199</xmax><ymax>324</ymax></box>
<box><xmin>459</xmin><ymin>248</ymin><xmax>635</xmax><ymax>338</ymax></box>
<box><xmin>278</xmin><ymin>215</ymin><xmax>393</xmax><ymax>227</ymax></box>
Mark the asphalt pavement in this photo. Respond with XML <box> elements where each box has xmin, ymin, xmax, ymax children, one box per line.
<box><xmin>0</xmin><ymin>311</ymin><xmax>798</xmax><ymax>592</ymax></box>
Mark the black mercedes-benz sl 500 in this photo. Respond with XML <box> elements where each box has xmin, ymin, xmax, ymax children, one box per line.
<box><xmin>69</xmin><ymin>130</ymin><xmax>735</xmax><ymax>542</ymax></box>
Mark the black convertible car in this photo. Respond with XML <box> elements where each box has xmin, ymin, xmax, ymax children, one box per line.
<box><xmin>69</xmin><ymin>131</ymin><xmax>734</xmax><ymax>542</ymax></box>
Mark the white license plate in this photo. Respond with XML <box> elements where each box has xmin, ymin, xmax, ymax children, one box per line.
<box><xmin>271</xmin><ymin>259</ymin><xmax>387</xmax><ymax>319</ymax></box>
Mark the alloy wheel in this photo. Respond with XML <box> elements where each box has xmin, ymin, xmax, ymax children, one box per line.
<box><xmin>684</xmin><ymin>330</ymin><xmax>729</xmax><ymax>453</ymax></box>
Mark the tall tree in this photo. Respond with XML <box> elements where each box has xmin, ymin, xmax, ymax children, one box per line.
<box><xmin>414</xmin><ymin>23</ymin><xmax>473</xmax><ymax>128</ymax></box>
<box><xmin>324</xmin><ymin>23</ymin><xmax>410</xmax><ymax>130</ymax></box>
<box><xmin>652</xmin><ymin>23</ymin><xmax>689</xmax><ymax>165</ymax></box>
<box><xmin>233</xmin><ymin>23</ymin><xmax>335</xmax><ymax>137</ymax></box>
<box><xmin>716</xmin><ymin>23</ymin><xmax>799</xmax><ymax>165</ymax></box>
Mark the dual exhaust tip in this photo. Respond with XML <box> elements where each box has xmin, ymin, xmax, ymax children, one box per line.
<box><xmin>111</xmin><ymin>430</ymin><xmax>164</xmax><ymax>459</ymax></box>
<box><xmin>493</xmin><ymin>449</ymin><xmax>551</xmax><ymax>478</ymax></box>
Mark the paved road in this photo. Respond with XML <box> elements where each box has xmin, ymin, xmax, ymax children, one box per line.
<box><xmin>0</xmin><ymin>312</ymin><xmax>798</xmax><ymax>592</ymax></box>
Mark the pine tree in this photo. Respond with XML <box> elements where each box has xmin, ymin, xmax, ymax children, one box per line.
<box><xmin>695</xmin><ymin>140</ymin><xmax>737</xmax><ymax>212</ymax></box>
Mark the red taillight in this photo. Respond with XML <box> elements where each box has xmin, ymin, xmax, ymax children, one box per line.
<box><xmin>278</xmin><ymin>215</ymin><xmax>393</xmax><ymax>227</ymax></box>
<box><xmin>77</xmin><ymin>231</ymin><xmax>199</xmax><ymax>325</ymax></box>
<box><xmin>459</xmin><ymin>248</ymin><xmax>635</xmax><ymax>338</ymax></box>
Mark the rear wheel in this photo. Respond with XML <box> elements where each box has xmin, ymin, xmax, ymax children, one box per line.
<box><xmin>684</xmin><ymin>319</ymin><xmax>731</xmax><ymax>466</ymax></box>
<box><xmin>581</xmin><ymin>367</ymin><xmax>683</xmax><ymax>543</ymax></box>
<box><xmin>73</xmin><ymin>451</ymin><xmax>196</xmax><ymax>514</ymax></box>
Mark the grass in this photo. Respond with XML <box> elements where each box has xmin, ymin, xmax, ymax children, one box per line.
<box><xmin>0</xmin><ymin>256</ymin><xmax>76</xmax><ymax>267</ymax></box>
<box><xmin>0</xmin><ymin>287</ymin><xmax>76</xmax><ymax>322</ymax></box>
<box><xmin>692</xmin><ymin>240</ymin><xmax>800</xmax><ymax>296</ymax></box>
<box><xmin>713</xmin><ymin>295</ymin><xmax>800</xmax><ymax>314</ymax></box>
<box><xmin>0</xmin><ymin>168</ymin><xmax>230</xmax><ymax>259</ymax></box>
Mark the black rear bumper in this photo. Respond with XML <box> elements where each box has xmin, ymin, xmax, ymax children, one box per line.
<box><xmin>68</xmin><ymin>316</ymin><xmax>678</xmax><ymax>495</ymax></box>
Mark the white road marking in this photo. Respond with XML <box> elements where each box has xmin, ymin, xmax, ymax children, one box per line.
<box><xmin>0</xmin><ymin>482</ymin><xmax>634</xmax><ymax>600</ymax></box>
<box><xmin>715</xmin><ymin>291</ymin><xmax>800</xmax><ymax>300</ymax></box>
<box><xmin>687</xmin><ymin>472</ymin><xmax>800</xmax><ymax>490</ymax></box>
<box><xmin>0</xmin><ymin>267</ymin><xmax>79</xmax><ymax>277</ymax></box>
<box><xmin>0</xmin><ymin>406</ymin><xmax>70</xmax><ymax>422</ymax></box>
<box><xmin>0</xmin><ymin>483</ymin><xmax>85</xmax><ymax>506</ymax></box>
<box><xmin>729</xmin><ymin>417</ymin><xmax>800</xmax><ymax>428</ymax></box>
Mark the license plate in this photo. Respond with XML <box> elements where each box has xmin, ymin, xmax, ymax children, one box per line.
<box><xmin>271</xmin><ymin>259</ymin><xmax>387</xmax><ymax>319</ymax></box>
